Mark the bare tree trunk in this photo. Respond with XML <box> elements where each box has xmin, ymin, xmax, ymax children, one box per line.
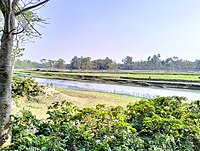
<box><xmin>0</xmin><ymin>3</ymin><xmax>15</xmax><ymax>147</ymax></box>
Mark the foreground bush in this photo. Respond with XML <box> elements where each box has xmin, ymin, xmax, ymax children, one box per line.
<box><xmin>5</xmin><ymin>97</ymin><xmax>200</xmax><ymax>150</ymax></box>
<box><xmin>12</xmin><ymin>75</ymin><xmax>42</xmax><ymax>98</ymax></box>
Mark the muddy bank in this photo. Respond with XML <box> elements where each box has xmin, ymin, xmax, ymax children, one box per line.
<box><xmin>102</xmin><ymin>77</ymin><xmax>200</xmax><ymax>90</ymax></box>
<box><xmin>16</xmin><ymin>71</ymin><xmax>200</xmax><ymax>91</ymax></box>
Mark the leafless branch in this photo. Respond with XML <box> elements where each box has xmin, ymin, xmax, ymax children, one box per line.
<box><xmin>12</xmin><ymin>28</ymin><xmax>25</xmax><ymax>35</ymax></box>
<box><xmin>15</xmin><ymin>0</ymin><xmax>49</xmax><ymax>16</ymax></box>
<box><xmin>8</xmin><ymin>28</ymin><xmax>16</xmax><ymax>35</ymax></box>
<box><xmin>21</xmin><ymin>12</ymin><xmax>42</xmax><ymax>36</ymax></box>
<box><xmin>0</xmin><ymin>30</ymin><xmax>5</xmax><ymax>34</ymax></box>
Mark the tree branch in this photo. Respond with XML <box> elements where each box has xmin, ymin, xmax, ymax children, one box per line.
<box><xmin>12</xmin><ymin>0</ymin><xmax>20</xmax><ymax>10</ymax></box>
<box><xmin>0</xmin><ymin>30</ymin><xmax>5</xmax><ymax>34</ymax></box>
<box><xmin>0</xmin><ymin>0</ymin><xmax>7</xmax><ymax>14</ymax></box>
<box><xmin>21</xmin><ymin>12</ymin><xmax>42</xmax><ymax>36</ymax></box>
<box><xmin>15</xmin><ymin>0</ymin><xmax>49</xmax><ymax>16</ymax></box>
<box><xmin>12</xmin><ymin>28</ymin><xmax>25</xmax><ymax>35</ymax></box>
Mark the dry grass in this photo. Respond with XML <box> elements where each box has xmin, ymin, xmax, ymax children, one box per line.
<box><xmin>56</xmin><ymin>87</ymin><xmax>139</xmax><ymax>107</ymax></box>
<box><xmin>12</xmin><ymin>87</ymin><xmax>139</xmax><ymax>119</ymax></box>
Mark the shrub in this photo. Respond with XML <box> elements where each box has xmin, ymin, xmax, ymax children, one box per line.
<box><xmin>12</xmin><ymin>75</ymin><xmax>42</xmax><ymax>98</ymax></box>
<box><xmin>5</xmin><ymin>97</ymin><xmax>200</xmax><ymax>150</ymax></box>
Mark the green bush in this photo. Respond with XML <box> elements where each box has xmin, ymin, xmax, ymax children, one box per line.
<box><xmin>5</xmin><ymin>97</ymin><xmax>200</xmax><ymax>150</ymax></box>
<box><xmin>12</xmin><ymin>75</ymin><xmax>42</xmax><ymax>98</ymax></box>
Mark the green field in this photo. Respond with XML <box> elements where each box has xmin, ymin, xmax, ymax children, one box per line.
<box><xmin>15</xmin><ymin>69</ymin><xmax>200</xmax><ymax>81</ymax></box>
<box><xmin>13</xmin><ymin>69</ymin><xmax>200</xmax><ymax>91</ymax></box>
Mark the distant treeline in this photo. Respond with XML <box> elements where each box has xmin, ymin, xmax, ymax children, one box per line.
<box><xmin>15</xmin><ymin>54</ymin><xmax>200</xmax><ymax>71</ymax></box>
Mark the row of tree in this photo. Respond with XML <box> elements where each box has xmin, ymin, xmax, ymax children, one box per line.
<box><xmin>69</xmin><ymin>56</ymin><xmax>117</xmax><ymax>70</ymax></box>
<box><xmin>15</xmin><ymin>58</ymin><xmax>65</xmax><ymax>69</ymax></box>
<box><xmin>15</xmin><ymin>56</ymin><xmax>118</xmax><ymax>70</ymax></box>
<box><xmin>15</xmin><ymin>54</ymin><xmax>200</xmax><ymax>71</ymax></box>
<box><xmin>120</xmin><ymin>54</ymin><xmax>200</xmax><ymax>71</ymax></box>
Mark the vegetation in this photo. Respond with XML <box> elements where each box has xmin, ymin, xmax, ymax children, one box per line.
<box><xmin>19</xmin><ymin>69</ymin><xmax>200</xmax><ymax>81</ymax></box>
<box><xmin>3</xmin><ymin>0</ymin><xmax>199</xmax><ymax>149</ymax></box>
<box><xmin>15</xmin><ymin>54</ymin><xmax>200</xmax><ymax>71</ymax></box>
<box><xmin>14</xmin><ymin>60</ymin><xmax>41</xmax><ymax>69</ymax></box>
<box><xmin>70</xmin><ymin>56</ymin><xmax>117</xmax><ymax>70</ymax></box>
<box><xmin>3</xmin><ymin>96</ymin><xmax>200</xmax><ymax>150</ymax></box>
<box><xmin>2</xmin><ymin>76</ymin><xmax>199</xmax><ymax>150</ymax></box>
<box><xmin>12</xmin><ymin>76</ymin><xmax>42</xmax><ymax>98</ymax></box>
<box><xmin>56</xmin><ymin>87</ymin><xmax>139</xmax><ymax>108</ymax></box>
<box><xmin>40</xmin><ymin>58</ymin><xmax>66</xmax><ymax>69</ymax></box>
<box><xmin>11</xmin><ymin>74</ymin><xmax>138</xmax><ymax>116</ymax></box>
<box><xmin>11</xmin><ymin>78</ymin><xmax>138</xmax><ymax>119</ymax></box>
<box><xmin>119</xmin><ymin>54</ymin><xmax>196</xmax><ymax>71</ymax></box>
<box><xmin>15</xmin><ymin>69</ymin><xmax>200</xmax><ymax>90</ymax></box>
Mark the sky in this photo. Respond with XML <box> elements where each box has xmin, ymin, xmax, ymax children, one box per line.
<box><xmin>22</xmin><ymin>0</ymin><xmax>200</xmax><ymax>63</ymax></box>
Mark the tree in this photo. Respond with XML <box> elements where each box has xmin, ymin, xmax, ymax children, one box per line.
<box><xmin>122</xmin><ymin>56</ymin><xmax>133</xmax><ymax>64</ymax></box>
<box><xmin>92</xmin><ymin>59</ymin><xmax>103</xmax><ymax>70</ymax></box>
<box><xmin>40</xmin><ymin>58</ymin><xmax>47</xmax><ymax>68</ymax></box>
<box><xmin>194</xmin><ymin>59</ymin><xmax>200</xmax><ymax>71</ymax></box>
<box><xmin>70</xmin><ymin>56</ymin><xmax>81</xmax><ymax>69</ymax></box>
<box><xmin>55</xmin><ymin>58</ymin><xmax>65</xmax><ymax>69</ymax></box>
<box><xmin>121</xmin><ymin>56</ymin><xmax>133</xmax><ymax>70</ymax></box>
<box><xmin>14</xmin><ymin>59</ymin><xmax>40</xmax><ymax>69</ymax></box>
<box><xmin>47</xmin><ymin>59</ymin><xmax>56</xmax><ymax>69</ymax></box>
<box><xmin>91</xmin><ymin>57</ymin><xmax>116</xmax><ymax>70</ymax></box>
<box><xmin>103</xmin><ymin>57</ymin><xmax>114</xmax><ymax>70</ymax></box>
<box><xmin>78</xmin><ymin>57</ymin><xmax>91</xmax><ymax>69</ymax></box>
<box><xmin>0</xmin><ymin>0</ymin><xmax>49</xmax><ymax>147</ymax></box>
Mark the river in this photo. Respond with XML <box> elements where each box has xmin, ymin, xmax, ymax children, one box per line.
<box><xmin>34</xmin><ymin>78</ymin><xmax>200</xmax><ymax>101</ymax></box>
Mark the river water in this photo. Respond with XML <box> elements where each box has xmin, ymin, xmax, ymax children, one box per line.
<box><xmin>34</xmin><ymin>78</ymin><xmax>200</xmax><ymax>101</ymax></box>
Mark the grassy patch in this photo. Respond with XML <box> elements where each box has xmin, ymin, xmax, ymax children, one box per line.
<box><xmin>15</xmin><ymin>69</ymin><xmax>200</xmax><ymax>81</ymax></box>
<box><xmin>56</xmin><ymin>87</ymin><xmax>139</xmax><ymax>107</ymax></box>
<box><xmin>126</xmin><ymin>73</ymin><xmax>200</xmax><ymax>80</ymax></box>
<box><xmin>13</xmin><ymin>87</ymin><xmax>139</xmax><ymax>119</ymax></box>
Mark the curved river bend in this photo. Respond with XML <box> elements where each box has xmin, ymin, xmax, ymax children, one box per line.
<box><xmin>34</xmin><ymin>78</ymin><xmax>200</xmax><ymax>101</ymax></box>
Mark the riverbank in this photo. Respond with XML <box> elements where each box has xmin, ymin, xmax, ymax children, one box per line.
<box><xmin>15</xmin><ymin>69</ymin><xmax>200</xmax><ymax>90</ymax></box>
<box><xmin>13</xmin><ymin>87</ymin><xmax>139</xmax><ymax>119</ymax></box>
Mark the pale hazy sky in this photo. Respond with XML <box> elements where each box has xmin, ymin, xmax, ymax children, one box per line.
<box><xmin>23</xmin><ymin>0</ymin><xmax>200</xmax><ymax>63</ymax></box>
